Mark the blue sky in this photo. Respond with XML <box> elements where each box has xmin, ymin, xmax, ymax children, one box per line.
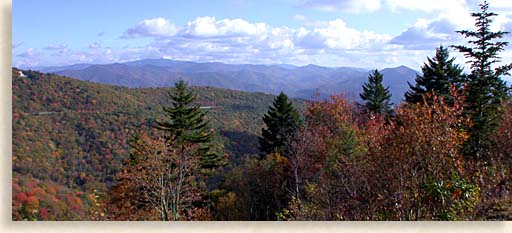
<box><xmin>11</xmin><ymin>0</ymin><xmax>512</xmax><ymax>72</ymax></box>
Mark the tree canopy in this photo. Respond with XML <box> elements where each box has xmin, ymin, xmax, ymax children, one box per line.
<box><xmin>360</xmin><ymin>69</ymin><xmax>393</xmax><ymax>116</ymax></box>
<box><xmin>156</xmin><ymin>80</ymin><xmax>224</xmax><ymax>169</ymax></box>
<box><xmin>452</xmin><ymin>1</ymin><xmax>512</xmax><ymax>161</ymax></box>
<box><xmin>259</xmin><ymin>92</ymin><xmax>302</xmax><ymax>158</ymax></box>
<box><xmin>405</xmin><ymin>46</ymin><xmax>465</xmax><ymax>106</ymax></box>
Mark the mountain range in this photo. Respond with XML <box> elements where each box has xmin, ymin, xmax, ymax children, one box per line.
<box><xmin>28</xmin><ymin>59</ymin><xmax>420</xmax><ymax>104</ymax></box>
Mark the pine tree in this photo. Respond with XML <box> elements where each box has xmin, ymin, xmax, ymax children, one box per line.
<box><xmin>259</xmin><ymin>92</ymin><xmax>302</xmax><ymax>158</ymax></box>
<box><xmin>360</xmin><ymin>69</ymin><xmax>393</xmax><ymax>116</ymax></box>
<box><xmin>452</xmin><ymin>1</ymin><xmax>512</xmax><ymax>161</ymax></box>
<box><xmin>156</xmin><ymin>80</ymin><xmax>223</xmax><ymax>169</ymax></box>
<box><xmin>405</xmin><ymin>46</ymin><xmax>465</xmax><ymax>106</ymax></box>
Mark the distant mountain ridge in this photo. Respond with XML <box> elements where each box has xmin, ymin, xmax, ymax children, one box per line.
<box><xmin>27</xmin><ymin>59</ymin><xmax>420</xmax><ymax>104</ymax></box>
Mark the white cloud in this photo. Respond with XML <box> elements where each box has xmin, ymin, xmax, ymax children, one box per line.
<box><xmin>17</xmin><ymin>16</ymin><xmax>399</xmax><ymax>68</ymax></box>
<box><xmin>385</xmin><ymin>0</ymin><xmax>466</xmax><ymax>12</ymax></box>
<box><xmin>296</xmin><ymin>19</ymin><xmax>391</xmax><ymax>50</ymax></box>
<box><xmin>122</xmin><ymin>17</ymin><xmax>177</xmax><ymax>38</ymax></box>
<box><xmin>492</xmin><ymin>13</ymin><xmax>512</xmax><ymax>33</ymax></box>
<box><xmin>390</xmin><ymin>18</ymin><xmax>459</xmax><ymax>49</ymax></box>
<box><xmin>300</xmin><ymin>0</ymin><xmax>382</xmax><ymax>13</ymax></box>
<box><xmin>487</xmin><ymin>0</ymin><xmax>512</xmax><ymax>9</ymax></box>
<box><xmin>119</xmin><ymin>17</ymin><xmax>396</xmax><ymax>67</ymax></box>
<box><xmin>386</xmin><ymin>0</ymin><xmax>473</xmax><ymax>28</ymax></box>
<box><xmin>180</xmin><ymin>16</ymin><xmax>268</xmax><ymax>38</ymax></box>
<box><xmin>389</xmin><ymin>0</ymin><xmax>512</xmax><ymax>52</ymax></box>
<box><xmin>19</xmin><ymin>2</ymin><xmax>512</xmax><ymax>71</ymax></box>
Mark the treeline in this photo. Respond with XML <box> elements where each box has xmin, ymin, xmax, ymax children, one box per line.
<box><xmin>12</xmin><ymin>68</ymin><xmax>301</xmax><ymax>220</ymax></box>
<box><xmin>107</xmin><ymin>1</ymin><xmax>512</xmax><ymax>221</ymax></box>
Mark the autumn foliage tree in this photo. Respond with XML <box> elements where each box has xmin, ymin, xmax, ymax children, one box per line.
<box><xmin>282</xmin><ymin>95</ymin><xmax>372</xmax><ymax>220</ymax></box>
<box><xmin>110</xmin><ymin>131</ymin><xmax>209</xmax><ymax>220</ymax></box>
<box><xmin>280</xmin><ymin>90</ymin><xmax>481</xmax><ymax>220</ymax></box>
<box><xmin>372</xmin><ymin>92</ymin><xmax>478</xmax><ymax>220</ymax></box>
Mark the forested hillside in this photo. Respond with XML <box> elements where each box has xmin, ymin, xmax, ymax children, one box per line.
<box><xmin>11</xmin><ymin>0</ymin><xmax>512</xmax><ymax>222</ymax></box>
<box><xmin>11</xmin><ymin>68</ymin><xmax>305</xmax><ymax>220</ymax></box>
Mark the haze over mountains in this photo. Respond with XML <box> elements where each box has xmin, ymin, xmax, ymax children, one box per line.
<box><xmin>29</xmin><ymin>59</ymin><xmax>420</xmax><ymax>104</ymax></box>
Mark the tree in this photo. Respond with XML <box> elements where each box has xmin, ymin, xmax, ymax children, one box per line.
<box><xmin>110</xmin><ymin>131</ymin><xmax>209</xmax><ymax>220</ymax></box>
<box><xmin>452</xmin><ymin>1</ymin><xmax>512</xmax><ymax>162</ymax></box>
<box><xmin>360</xmin><ymin>69</ymin><xmax>393</xmax><ymax>116</ymax></box>
<box><xmin>156</xmin><ymin>80</ymin><xmax>223</xmax><ymax>169</ymax></box>
<box><xmin>405</xmin><ymin>46</ymin><xmax>465</xmax><ymax>106</ymax></box>
<box><xmin>259</xmin><ymin>92</ymin><xmax>302</xmax><ymax>157</ymax></box>
<box><xmin>375</xmin><ymin>93</ymin><xmax>478</xmax><ymax>220</ymax></box>
<box><xmin>217</xmin><ymin>153</ymin><xmax>290</xmax><ymax>220</ymax></box>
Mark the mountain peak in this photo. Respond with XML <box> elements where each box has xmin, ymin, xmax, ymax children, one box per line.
<box><xmin>394</xmin><ymin>65</ymin><xmax>411</xmax><ymax>70</ymax></box>
<box><xmin>381</xmin><ymin>65</ymin><xmax>418</xmax><ymax>74</ymax></box>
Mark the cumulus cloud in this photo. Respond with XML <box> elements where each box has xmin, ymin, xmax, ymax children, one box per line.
<box><xmin>296</xmin><ymin>19</ymin><xmax>392</xmax><ymax>50</ymax></box>
<box><xmin>387</xmin><ymin>0</ymin><xmax>473</xmax><ymax>28</ymax></box>
<box><xmin>389</xmin><ymin>18</ymin><xmax>459</xmax><ymax>49</ymax></box>
<box><xmin>123</xmin><ymin>16</ymin><xmax>391</xmax><ymax>52</ymax></box>
<box><xmin>487</xmin><ymin>0</ymin><xmax>512</xmax><ymax>9</ymax></box>
<box><xmin>122</xmin><ymin>17</ymin><xmax>177</xmax><ymax>38</ymax></box>
<box><xmin>20</xmin><ymin>1</ymin><xmax>512</xmax><ymax>70</ymax></box>
<box><xmin>180</xmin><ymin>16</ymin><xmax>269</xmax><ymax>38</ymax></box>
<box><xmin>386</xmin><ymin>0</ymin><xmax>466</xmax><ymax>12</ymax></box>
<box><xmin>300</xmin><ymin>0</ymin><xmax>382</xmax><ymax>13</ymax></box>
<box><xmin>492</xmin><ymin>12</ymin><xmax>512</xmax><ymax>36</ymax></box>
<box><xmin>117</xmin><ymin>16</ymin><xmax>395</xmax><ymax>67</ymax></box>
<box><xmin>389</xmin><ymin>0</ymin><xmax>512</xmax><ymax>51</ymax></box>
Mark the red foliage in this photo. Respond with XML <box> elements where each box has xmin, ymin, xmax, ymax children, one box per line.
<box><xmin>39</xmin><ymin>208</ymin><xmax>49</xmax><ymax>220</ymax></box>
<box><xmin>14</xmin><ymin>192</ymin><xmax>28</xmax><ymax>203</ymax></box>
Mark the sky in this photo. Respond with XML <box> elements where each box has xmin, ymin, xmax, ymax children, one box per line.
<box><xmin>11</xmin><ymin>0</ymin><xmax>512</xmax><ymax>73</ymax></box>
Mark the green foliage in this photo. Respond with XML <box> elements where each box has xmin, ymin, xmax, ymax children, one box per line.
<box><xmin>11</xmin><ymin>3</ymin><xmax>512</xmax><ymax>219</ymax></box>
<box><xmin>420</xmin><ymin>173</ymin><xmax>480</xmax><ymax>220</ymax></box>
<box><xmin>157</xmin><ymin>80</ymin><xmax>212</xmax><ymax>144</ymax></box>
<box><xmin>12</xmin><ymin>68</ymin><xmax>306</xmax><ymax>220</ymax></box>
<box><xmin>405</xmin><ymin>46</ymin><xmax>465</xmax><ymax>106</ymax></box>
<box><xmin>156</xmin><ymin>80</ymin><xmax>223</xmax><ymax>169</ymax></box>
<box><xmin>452</xmin><ymin>1</ymin><xmax>512</xmax><ymax>161</ymax></box>
<box><xmin>217</xmin><ymin>153</ymin><xmax>290</xmax><ymax>220</ymax></box>
<box><xmin>259</xmin><ymin>92</ymin><xmax>302</xmax><ymax>157</ymax></box>
<box><xmin>360</xmin><ymin>69</ymin><xmax>393</xmax><ymax>116</ymax></box>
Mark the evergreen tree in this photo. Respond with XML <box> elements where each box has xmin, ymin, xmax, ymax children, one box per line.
<box><xmin>452</xmin><ymin>1</ymin><xmax>512</xmax><ymax>161</ymax></box>
<box><xmin>405</xmin><ymin>46</ymin><xmax>465</xmax><ymax>106</ymax></box>
<box><xmin>156</xmin><ymin>80</ymin><xmax>223</xmax><ymax>169</ymax></box>
<box><xmin>360</xmin><ymin>69</ymin><xmax>393</xmax><ymax>116</ymax></box>
<box><xmin>259</xmin><ymin>92</ymin><xmax>302</xmax><ymax>158</ymax></box>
